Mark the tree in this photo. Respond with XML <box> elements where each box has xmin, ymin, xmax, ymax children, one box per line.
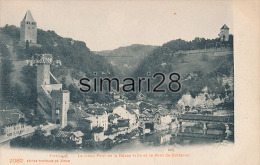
<box><xmin>62</xmin><ymin>125</ymin><xmax>74</xmax><ymax>132</ymax></box>
<box><xmin>26</xmin><ymin>40</ymin><xmax>29</xmax><ymax>49</ymax></box>
<box><xmin>0</xmin><ymin>43</ymin><xmax>13</xmax><ymax>102</ymax></box>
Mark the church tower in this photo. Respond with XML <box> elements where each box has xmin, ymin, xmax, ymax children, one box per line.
<box><xmin>20</xmin><ymin>10</ymin><xmax>37</xmax><ymax>44</ymax></box>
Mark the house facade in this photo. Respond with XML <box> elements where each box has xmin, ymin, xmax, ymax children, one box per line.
<box><xmin>85</xmin><ymin>108</ymin><xmax>108</xmax><ymax>131</ymax></box>
<box><xmin>0</xmin><ymin>109</ymin><xmax>32</xmax><ymax>138</ymax></box>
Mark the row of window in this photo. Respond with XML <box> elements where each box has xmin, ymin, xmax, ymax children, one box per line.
<box><xmin>28</xmin><ymin>27</ymin><xmax>35</xmax><ymax>29</ymax></box>
<box><xmin>26</xmin><ymin>21</ymin><xmax>36</xmax><ymax>25</ymax></box>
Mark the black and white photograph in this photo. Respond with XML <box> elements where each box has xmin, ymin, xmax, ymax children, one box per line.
<box><xmin>0</xmin><ymin>0</ymin><xmax>259</xmax><ymax>165</ymax></box>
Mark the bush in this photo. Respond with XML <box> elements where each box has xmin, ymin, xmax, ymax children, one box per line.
<box><xmin>91</xmin><ymin>127</ymin><xmax>104</xmax><ymax>133</ymax></box>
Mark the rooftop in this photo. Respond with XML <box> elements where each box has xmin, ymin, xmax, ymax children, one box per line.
<box><xmin>71</xmin><ymin>131</ymin><xmax>84</xmax><ymax>137</ymax></box>
<box><xmin>0</xmin><ymin>109</ymin><xmax>25</xmax><ymax>126</ymax></box>
<box><xmin>21</xmin><ymin>10</ymin><xmax>35</xmax><ymax>22</ymax></box>
<box><xmin>221</xmin><ymin>24</ymin><xmax>229</xmax><ymax>30</ymax></box>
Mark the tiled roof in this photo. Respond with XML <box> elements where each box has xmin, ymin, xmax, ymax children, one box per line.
<box><xmin>155</xmin><ymin>108</ymin><xmax>169</xmax><ymax>116</ymax></box>
<box><xmin>141</xmin><ymin>110</ymin><xmax>153</xmax><ymax>118</ymax></box>
<box><xmin>126</xmin><ymin>108</ymin><xmax>135</xmax><ymax>115</ymax></box>
<box><xmin>85</xmin><ymin>107</ymin><xmax>106</xmax><ymax>115</ymax></box>
<box><xmin>55</xmin><ymin>131</ymin><xmax>70</xmax><ymax>138</ymax></box>
<box><xmin>0</xmin><ymin>109</ymin><xmax>25</xmax><ymax>126</ymax></box>
<box><xmin>71</xmin><ymin>131</ymin><xmax>84</xmax><ymax>137</ymax></box>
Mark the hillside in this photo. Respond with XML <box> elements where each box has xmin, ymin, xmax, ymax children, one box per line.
<box><xmin>132</xmin><ymin>38</ymin><xmax>234</xmax><ymax>106</ymax></box>
<box><xmin>97</xmin><ymin>44</ymin><xmax>157</xmax><ymax>77</ymax></box>
<box><xmin>0</xmin><ymin>25</ymin><xmax>117</xmax><ymax>109</ymax></box>
<box><xmin>0</xmin><ymin>25</ymin><xmax>116</xmax><ymax>79</ymax></box>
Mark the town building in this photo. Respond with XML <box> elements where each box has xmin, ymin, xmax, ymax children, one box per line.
<box><xmin>0</xmin><ymin>109</ymin><xmax>32</xmax><ymax>138</ymax></box>
<box><xmin>154</xmin><ymin>108</ymin><xmax>171</xmax><ymax>124</ymax></box>
<box><xmin>69</xmin><ymin>131</ymin><xmax>84</xmax><ymax>145</ymax></box>
<box><xmin>139</xmin><ymin>110</ymin><xmax>154</xmax><ymax>126</ymax></box>
<box><xmin>113</xmin><ymin>105</ymin><xmax>136</xmax><ymax>127</ymax></box>
<box><xmin>85</xmin><ymin>108</ymin><xmax>108</xmax><ymax>131</ymax></box>
<box><xmin>108</xmin><ymin>114</ymin><xmax>120</xmax><ymax>125</ymax></box>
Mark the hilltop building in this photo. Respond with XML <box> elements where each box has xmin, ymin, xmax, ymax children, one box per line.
<box><xmin>36</xmin><ymin>54</ymin><xmax>70</xmax><ymax>128</ymax></box>
<box><xmin>219</xmin><ymin>24</ymin><xmax>229</xmax><ymax>42</ymax></box>
<box><xmin>20</xmin><ymin>10</ymin><xmax>37</xmax><ymax>44</ymax></box>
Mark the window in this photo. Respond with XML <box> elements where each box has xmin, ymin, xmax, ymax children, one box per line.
<box><xmin>28</xmin><ymin>27</ymin><xmax>30</xmax><ymax>29</ymax></box>
<box><xmin>56</xmin><ymin>109</ymin><xmax>60</xmax><ymax>115</ymax></box>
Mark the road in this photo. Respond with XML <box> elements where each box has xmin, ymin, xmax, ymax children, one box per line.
<box><xmin>0</xmin><ymin>123</ymin><xmax>59</xmax><ymax>146</ymax></box>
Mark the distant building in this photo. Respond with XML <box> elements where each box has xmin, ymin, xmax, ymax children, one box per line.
<box><xmin>85</xmin><ymin>108</ymin><xmax>108</xmax><ymax>131</ymax></box>
<box><xmin>108</xmin><ymin>114</ymin><xmax>120</xmax><ymax>125</ymax></box>
<box><xmin>0</xmin><ymin>109</ymin><xmax>32</xmax><ymax>138</ymax></box>
<box><xmin>139</xmin><ymin>110</ymin><xmax>154</xmax><ymax>126</ymax></box>
<box><xmin>154</xmin><ymin>108</ymin><xmax>171</xmax><ymax>124</ymax></box>
<box><xmin>69</xmin><ymin>131</ymin><xmax>84</xmax><ymax>145</ymax></box>
<box><xmin>20</xmin><ymin>10</ymin><xmax>37</xmax><ymax>44</ymax></box>
<box><xmin>113</xmin><ymin>105</ymin><xmax>136</xmax><ymax>127</ymax></box>
<box><xmin>219</xmin><ymin>24</ymin><xmax>229</xmax><ymax>42</ymax></box>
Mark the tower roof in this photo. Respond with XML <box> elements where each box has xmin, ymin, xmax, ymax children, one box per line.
<box><xmin>36</xmin><ymin>54</ymin><xmax>53</xmax><ymax>64</ymax></box>
<box><xmin>221</xmin><ymin>24</ymin><xmax>229</xmax><ymax>30</ymax></box>
<box><xmin>22</xmin><ymin>10</ymin><xmax>35</xmax><ymax>22</ymax></box>
<box><xmin>37</xmin><ymin>57</ymin><xmax>52</xmax><ymax>64</ymax></box>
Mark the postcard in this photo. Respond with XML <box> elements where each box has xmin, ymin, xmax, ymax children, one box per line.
<box><xmin>0</xmin><ymin>0</ymin><xmax>259</xmax><ymax>165</ymax></box>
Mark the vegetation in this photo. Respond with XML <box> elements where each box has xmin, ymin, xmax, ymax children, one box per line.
<box><xmin>131</xmin><ymin>37</ymin><xmax>234</xmax><ymax>107</ymax></box>
<box><xmin>0</xmin><ymin>43</ymin><xmax>13</xmax><ymax>102</ymax></box>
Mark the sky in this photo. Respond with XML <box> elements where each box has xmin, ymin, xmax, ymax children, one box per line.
<box><xmin>0</xmin><ymin>0</ymin><xmax>233</xmax><ymax>51</ymax></box>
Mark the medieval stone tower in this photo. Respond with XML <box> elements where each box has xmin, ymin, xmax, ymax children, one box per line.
<box><xmin>36</xmin><ymin>54</ymin><xmax>70</xmax><ymax>128</ymax></box>
<box><xmin>20</xmin><ymin>10</ymin><xmax>37</xmax><ymax>44</ymax></box>
<box><xmin>37</xmin><ymin>56</ymin><xmax>50</xmax><ymax>93</ymax></box>
<box><xmin>51</xmin><ymin>90</ymin><xmax>70</xmax><ymax>128</ymax></box>
<box><xmin>219</xmin><ymin>24</ymin><xmax>229</xmax><ymax>42</ymax></box>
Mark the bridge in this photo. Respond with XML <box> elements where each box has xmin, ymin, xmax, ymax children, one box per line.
<box><xmin>173</xmin><ymin>114</ymin><xmax>234</xmax><ymax>140</ymax></box>
<box><xmin>177</xmin><ymin>114</ymin><xmax>234</xmax><ymax>123</ymax></box>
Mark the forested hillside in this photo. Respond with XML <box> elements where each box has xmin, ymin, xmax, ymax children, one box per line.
<box><xmin>0</xmin><ymin>25</ymin><xmax>117</xmax><ymax>115</ymax></box>
<box><xmin>1</xmin><ymin>25</ymin><xmax>115</xmax><ymax>78</ymax></box>
<box><xmin>98</xmin><ymin>44</ymin><xmax>157</xmax><ymax>77</ymax></box>
<box><xmin>131</xmin><ymin>37</ymin><xmax>234</xmax><ymax>107</ymax></box>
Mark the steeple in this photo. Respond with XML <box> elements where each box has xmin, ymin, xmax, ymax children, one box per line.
<box><xmin>221</xmin><ymin>24</ymin><xmax>229</xmax><ymax>30</ymax></box>
<box><xmin>21</xmin><ymin>10</ymin><xmax>35</xmax><ymax>23</ymax></box>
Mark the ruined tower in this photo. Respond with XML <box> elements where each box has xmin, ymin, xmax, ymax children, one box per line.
<box><xmin>20</xmin><ymin>10</ymin><xmax>37</xmax><ymax>44</ymax></box>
